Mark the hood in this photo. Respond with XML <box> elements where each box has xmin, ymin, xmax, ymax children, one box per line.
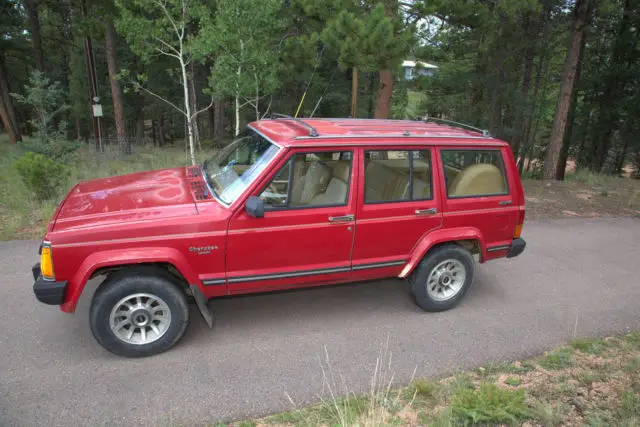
<box><xmin>52</xmin><ymin>167</ymin><xmax>199</xmax><ymax>231</ymax></box>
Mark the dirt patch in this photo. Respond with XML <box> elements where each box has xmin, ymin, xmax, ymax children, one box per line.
<box><xmin>523</xmin><ymin>178</ymin><xmax>640</xmax><ymax>220</ymax></box>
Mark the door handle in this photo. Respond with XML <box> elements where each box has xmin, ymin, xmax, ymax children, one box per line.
<box><xmin>499</xmin><ymin>200</ymin><xmax>513</xmax><ymax>206</ymax></box>
<box><xmin>415</xmin><ymin>208</ymin><xmax>438</xmax><ymax>215</ymax></box>
<box><xmin>328</xmin><ymin>214</ymin><xmax>354</xmax><ymax>223</ymax></box>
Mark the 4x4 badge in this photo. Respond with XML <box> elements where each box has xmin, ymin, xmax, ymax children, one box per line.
<box><xmin>189</xmin><ymin>245</ymin><xmax>218</xmax><ymax>255</ymax></box>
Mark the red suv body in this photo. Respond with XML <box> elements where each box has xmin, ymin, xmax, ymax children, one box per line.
<box><xmin>32</xmin><ymin>118</ymin><xmax>526</xmax><ymax>357</ymax></box>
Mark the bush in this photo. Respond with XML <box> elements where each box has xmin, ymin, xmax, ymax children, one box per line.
<box><xmin>20</xmin><ymin>131</ymin><xmax>81</xmax><ymax>162</ymax></box>
<box><xmin>452</xmin><ymin>383</ymin><xmax>531</xmax><ymax>425</ymax></box>
<box><xmin>14</xmin><ymin>152</ymin><xmax>69</xmax><ymax>201</ymax></box>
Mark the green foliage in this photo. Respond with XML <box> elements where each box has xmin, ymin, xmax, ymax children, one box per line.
<box><xmin>539</xmin><ymin>348</ymin><xmax>573</xmax><ymax>370</ymax></box>
<box><xmin>452</xmin><ymin>383</ymin><xmax>531</xmax><ymax>425</ymax></box>
<box><xmin>11</xmin><ymin>70</ymin><xmax>79</xmax><ymax>160</ymax></box>
<box><xmin>504</xmin><ymin>377</ymin><xmax>521</xmax><ymax>386</ymax></box>
<box><xmin>570</xmin><ymin>337</ymin><xmax>609</xmax><ymax>354</ymax></box>
<box><xmin>13</xmin><ymin>152</ymin><xmax>69</xmax><ymax>201</ymax></box>
<box><xmin>198</xmin><ymin>0</ymin><xmax>285</xmax><ymax>118</ymax></box>
<box><xmin>316</xmin><ymin>1</ymin><xmax>415</xmax><ymax>72</ymax></box>
<box><xmin>114</xmin><ymin>0</ymin><xmax>208</xmax><ymax>63</ymax></box>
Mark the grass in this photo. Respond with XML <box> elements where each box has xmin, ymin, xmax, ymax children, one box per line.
<box><xmin>0</xmin><ymin>135</ymin><xmax>213</xmax><ymax>240</ymax></box>
<box><xmin>571</xmin><ymin>337</ymin><xmax>610</xmax><ymax>355</ymax></box>
<box><xmin>235</xmin><ymin>331</ymin><xmax>640</xmax><ymax>427</ymax></box>
<box><xmin>539</xmin><ymin>347</ymin><xmax>574</xmax><ymax>370</ymax></box>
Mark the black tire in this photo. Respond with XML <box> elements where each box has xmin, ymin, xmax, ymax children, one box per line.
<box><xmin>90</xmin><ymin>267</ymin><xmax>189</xmax><ymax>357</ymax></box>
<box><xmin>410</xmin><ymin>244</ymin><xmax>475</xmax><ymax>312</ymax></box>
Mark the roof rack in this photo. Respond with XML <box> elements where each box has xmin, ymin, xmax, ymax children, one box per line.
<box><xmin>423</xmin><ymin>116</ymin><xmax>491</xmax><ymax>137</ymax></box>
<box><xmin>270</xmin><ymin>113</ymin><xmax>319</xmax><ymax>137</ymax></box>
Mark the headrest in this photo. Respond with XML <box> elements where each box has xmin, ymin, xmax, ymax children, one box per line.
<box><xmin>331</xmin><ymin>162</ymin><xmax>351</xmax><ymax>183</ymax></box>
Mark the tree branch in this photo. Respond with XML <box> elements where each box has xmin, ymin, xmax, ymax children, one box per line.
<box><xmin>260</xmin><ymin>95</ymin><xmax>273</xmax><ymax>119</ymax></box>
<box><xmin>238</xmin><ymin>99</ymin><xmax>255</xmax><ymax>108</ymax></box>
<box><xmin>190</xmin><ymin>97</ymin><xmax>215</xmax><ymax>121</ymax></box>
<box><xmin>155</xmin><ymin>46</ymin><xmax>181</xmax><ymax>60</ymax></box>
<box><xmin>153</xmin><ymin>36</ymin><xmax>181</xmax><ymax>57</ymax></box>
<box><xmin>180</xmin><ymin>0</ymin><xmax>186</xmax><ymax>40</ymax></box>
<box><xmin>155</xmin><ymin>0</ymin><xmax>182</xmax><ymax>41</ymax></box>
<box><xmin>138</xmin><ymin>85</ymin><xmax>186</xmax><ymax>117</ymax></box>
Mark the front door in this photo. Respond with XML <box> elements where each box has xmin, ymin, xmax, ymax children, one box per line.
<box><xmin>225</xmin><ymin>148</ymin><xmax>358</xmax><ymax>293</ymax></box>
<box><xmin>351</xmin><ymin>147</ymin><xmax>443</xmax><ymax>280</ymax></box>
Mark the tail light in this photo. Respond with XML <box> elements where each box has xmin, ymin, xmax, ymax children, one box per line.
<box><xmin>514</xmin><ymin>206</ymin><xmax>525</xmax><ymax>239</ymax></box>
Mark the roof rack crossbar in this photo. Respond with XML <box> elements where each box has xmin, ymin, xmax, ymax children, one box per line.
<box><xmin>270</xmin><ymin>113</ymin><xmax>319</xmax><ymax>137</ymax></box>
<box><xmin>423</xmin><ymin>116</ymin><xmax>491</xmax><ymax>137</ymax></box>
<box><xmin>293</xmin><ymin>134</ymin><xmax>488</xmax><ymax>140</ymax></box>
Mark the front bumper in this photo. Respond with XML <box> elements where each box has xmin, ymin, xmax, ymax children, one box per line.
<box><xmin>32</xmin><ymin>262</ymin><xmax>67</xmax><ymax>305</ymax></box>
<box><xmin>507</xmin><ymin>238</ymin><xmax>526</xmax><ymax>258</ymax></box>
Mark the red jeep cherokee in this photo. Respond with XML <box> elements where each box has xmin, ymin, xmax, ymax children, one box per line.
<box><xmin>32</xmin><ymin>117</ymin><xmax>526</xmax><ymax>357</ymax></box>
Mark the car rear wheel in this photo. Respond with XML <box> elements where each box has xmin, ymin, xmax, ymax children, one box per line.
<box><xmin>90</xmin><ymin>268</ymin><xmax>189</xmax><ymax>357</ymax></box>
<box><xmin>410</xmin><ymin>244</ymin><xmax>475</xmax><ymax>312</ymax></box>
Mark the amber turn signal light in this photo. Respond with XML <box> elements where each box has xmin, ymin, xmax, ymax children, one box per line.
<box><xmin>514</xmin><ymin>224</ymin><xmax>523</xmax><ymax>239</ymax></box>
<box><xmin>40</xmin><ymin>245</ymin><xmax>55</xmax><ymax>280</ymax></box>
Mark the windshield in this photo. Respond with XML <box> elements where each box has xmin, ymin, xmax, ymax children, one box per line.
<box><xmin>202</xmin><ymin>128</ymin><xmax>280</xmax><ymax>205</ymax></box>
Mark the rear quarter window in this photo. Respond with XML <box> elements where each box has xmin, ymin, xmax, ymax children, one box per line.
<box><xmin>441</xmin><ymin>149</ymin><xmax>508</xmax><ymax>197</ymax></box>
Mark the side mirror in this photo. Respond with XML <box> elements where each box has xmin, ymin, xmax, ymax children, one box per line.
<box><xmin>245</xmin><ymin>196</ymin><xmax>264</xmax><ymax>218</ymax></box>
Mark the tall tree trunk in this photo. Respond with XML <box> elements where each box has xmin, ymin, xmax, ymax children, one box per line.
<box><xmin>151</xmin><ymin>118</ymin><xmax>157</xmax><ymax>146</ymax></box>
<box><xmin>234</xmin><ymin>95</ymin><xmax>240</xmax><ymax>136</ymax></box>
<box><xmin>556</xmin><ymin>35</ymin><xmax>586</xmax><ymax>180</ymax></box>
<box><xmin>0</xmin><ymin>100</ymin><xmax>19</xmax><ymax>144</ymax></box>
<box><xmin>105</xmin><ymin>22</ymin><xmax>128</xmax><ymax>154</ymax></box>
<box><xmin>24</xmin><ymin>0</ymin><xmax>44</xmax><ymax>71</ymax></box>
<box><xmin>614</xmin><ymin>115</ymin><xmax>633</xmax><ymax>175</ymax></box>
<box><xmin>207</xmin><ymin>104</ymin><xmax>215</xmax><ymax>138</ymax></box>
<box><xmin>214</xmin><ymin>100</ymin><xmax>225</xmax><ymax>143</ymax></box>
<box><xmin>0</xmin><ymin>57</ymin><xmax>21</xmax><ymax>143</ymax></box>
<box><xmin>158</xmin><ymin>114</ymin><xmax>166</xmax><ymax>147</ymax></box>
<box><xmin>136</xmin><ymin>114</ymin><xmax>144</xmax><ymax>146</ymax></box>
<box><xmin>368</xmin><ymin>72</ymin><xmax>376</xmax><ymax>118</ymax></box>
<box><xmin>188</xmin><ymin>62</ymin><xmax>200</xmax><ymax>150</ymax></box>
<box><xmin>178</xmin><ymin>55</ymin><xmax>196</xmax><ymax>164</ymax></box>
<box><xmin>351</xmin><ymin>67</ymin><xmax>358</xmax><ymax>118</ymax></box>
<box><xmin>542</xmin><ymin>0</ymin><xmax>592</xmax><ymax>180</ymax></box>
<box><xmin>374</xmin><ymin>69</ymin><xmax>393</xmax><ymax>119</ymax></box>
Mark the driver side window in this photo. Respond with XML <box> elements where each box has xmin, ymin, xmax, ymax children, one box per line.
<box><xmin>259</xmin><ymin>151</ymin><xmax>352</xmax><ymax>209</ymax></box>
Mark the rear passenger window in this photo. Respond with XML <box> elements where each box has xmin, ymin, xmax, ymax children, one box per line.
<box><xmin>364</xmin><ymin>150</ymin><xmax>432</xmax><ymax>203</ymax></box>
<box><xmin>441</xmin><ymin>149</ymin><xmax>508</xmax><ymax>197</ymax></box>
<box><xmin>259</xmin><ymin>151</ymin><xmax>352</xmax><ymax>209</ymax></box>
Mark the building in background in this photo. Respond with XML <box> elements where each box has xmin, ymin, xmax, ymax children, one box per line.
<box><xmin>402</xmin><ymin>60</ymin><xmax>438</xmax><ymax>80</ymax></box>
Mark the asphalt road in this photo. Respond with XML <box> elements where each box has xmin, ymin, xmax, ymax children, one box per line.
<box><xmin>1</xmin><ymin>218</ymin><xmax>639</xmax><ymax>426</ymax></box>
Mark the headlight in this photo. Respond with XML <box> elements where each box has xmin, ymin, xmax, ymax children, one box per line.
<box><xmin>40</xmin><ymin>242</ymin><xmax>55</xmax><ymax>280</ymax></box>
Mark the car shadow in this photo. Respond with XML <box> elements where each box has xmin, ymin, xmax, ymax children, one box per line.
<box><xmin>40</xmin><ymin>269</ymin><xmax>495</xmax><ymax>359</ymax></box>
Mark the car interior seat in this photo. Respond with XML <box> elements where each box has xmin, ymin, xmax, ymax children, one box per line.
<box><xmin>308</xmin><ymin>161</ymin><xmax>350</xmax><ymax>205</ymax></box>
<box><xmin>290</xmin><ymin>160</ymin><xmax>332</xmax><ymax>206</ymax></box>
<box><xmin>448</xmin><ymin>163</ymin><xmax>506</xmax><ymax>196</ymax></box>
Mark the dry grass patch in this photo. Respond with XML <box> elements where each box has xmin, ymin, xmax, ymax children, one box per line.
<box><xmin>233</xmin><ymin>332</ymin><xmax>640</xmax><ymax>427</ymax></box>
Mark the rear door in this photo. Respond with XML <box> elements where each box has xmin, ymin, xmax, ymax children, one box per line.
<box><xmin>351</xmin><ymin>146</ymin><xmax>443</xmax><ymax>280</ymax></box>
<box><xmin>437</xmin><ymin>145</ymin><xmax>519</xmax><ymax>259</ymax></box>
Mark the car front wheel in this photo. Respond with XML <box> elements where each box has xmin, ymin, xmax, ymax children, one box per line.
<box><xmin>411</xmin><ymin>244</ymin><xmax>475</xmax><ymax>312</ymax></box>
<box><xmin>89</xmin><ymin>268</ymin><xmax>189</xmax><ymax>357</ymax></box>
